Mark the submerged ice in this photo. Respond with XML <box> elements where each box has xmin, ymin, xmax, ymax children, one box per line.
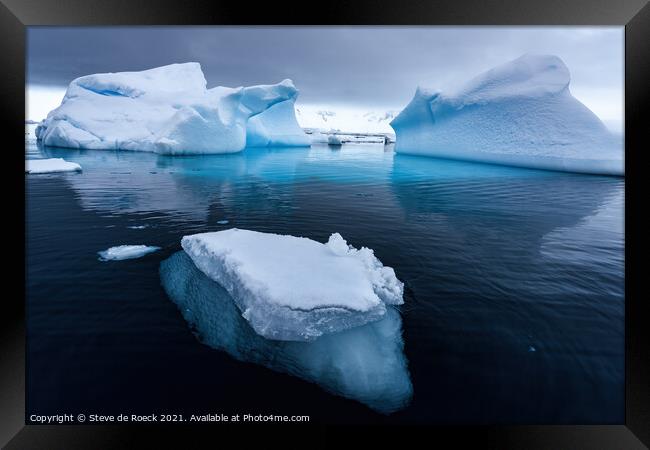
<box><xmin>160</xmin><ymin>250</ymin><xmax>412</xmax><ymax>413</ymax></box>
<box><xmin>391</xmin><ymin>54</ymin><xmax>624</xmax><ymax>175</ymax></box>
<box><xmin>180</xmin><ymin>228</ymin><xmax>404</xmax><ymax>341</ymax></box>
<box><xmin>35</xmin><ymin>63</ymin><xmax>308</xmax><ymax>154</ymax></box>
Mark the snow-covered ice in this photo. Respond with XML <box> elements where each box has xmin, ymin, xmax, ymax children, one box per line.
<box><xmin>391</xmin><ymin>54</ymin><xmax>624</xmax><ymax>175</ymax></box>
<box><xmin>35</xmin><ymin>63</ymin><xmax>308</xmax><ymax>154</ymax></box>
<box><xmin>160</xmin><ymin>250</ymin><xmax>412</xmax><ymax>413</ymax></box>
<box><xmin>25</xmin><ymin>158</ymin><xmax>82</xmax><ymax>174</ymax></box>
<box><xmin>180</xmin><ymin>228</ymin><xmax>404</xmax><ymax>341</ymax></box>
<box><xmin>98</xmin><ymin>245</ymin><xmax>160</xmax><ymax>261</ymax></box>
<box><xmin>295</xmin><ymin>106</ymin><xmax>398</xmax><ymax>135</ymax></box>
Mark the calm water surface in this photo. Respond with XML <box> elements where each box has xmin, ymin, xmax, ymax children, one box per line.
<box><xmin>26</xmin><ymin>135</ymin><xmax>624</xmax><ymax>424</ymax></box>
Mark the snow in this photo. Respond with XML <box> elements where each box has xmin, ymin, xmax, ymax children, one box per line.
<box><xmin>25</xmin><ymin>158</ymin><xmax>81</xmax><ymax>174</ymax></box>
<box><xmin>35</xmin><ymin>63</ymin><xmax>307</xmax><ymax>154</ymax></box>
<box><xmin>160</xmin><ymin>250</ymin><xmax>412</xmax><ymax>413</ymax></box>
<box><xmin>391</xmin><ymin>54</ymin><xmax>624</xmax><ymax>176</ymax></box>
<box><xmin>180</xmin><ymin>228</ymin><xmax>404</xmax><ymax>341</ymax></box>
<box><xmin>98</xmin><ymin>245</ymin><xmax>160</xmax><ymax>261</ymax></box>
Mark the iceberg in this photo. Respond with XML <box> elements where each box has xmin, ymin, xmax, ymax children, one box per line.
<box><xmin>160</xmin><ymin>250</ymin><xmax>412</xmax><ymax>413</ymax></box>
<box><xmin>180</xmin><ymin>228</ymin><xmax>403</xmax><ymax>341</ymax></box>
<box><xmin>98</xmin><ymin>245</ymin><xmax>160</xmax><ymax>261</ymax></box>
<box><xmin>35</xmin><ymin>63</ymin><xmax>308</xmax><ymax>154</ymax></box>
<box><xmin>25</xmin><ymin>158</ymin><xmax>81</xmax><ymax>174</ymax></box>
<box><xmin>391</xmin><ymin>54</ymin><xmax>624</xmax><ymax>175</ymax></box>
<box><xmin>246</xmin><ymin>99</ymin><xmax>310</xmax><ymax>147</ymax></box>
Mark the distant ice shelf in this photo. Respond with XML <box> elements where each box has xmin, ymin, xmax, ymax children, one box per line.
<box><xmin>25</xmin><ymin>158</ymin><xmax>82</xmax><ymax>174</ymax></box>
<box><xmin>391</xmin><ymin>54</ymin><xmax>624</xmax><ymax>176</ymax></box>
<box><xmin>180</xmin><ymin>228</ymin><xmax>404</xmax><ymax>341</ymax></box>
<box><xmin>98</xmin><ymin>245</ymin><xmax>160</xmax><ymax>261</ymax></box>
<box><xmin>35</xmin><ymin>63</ymin><xmax>308</xmax><ymax>154</ymax></box>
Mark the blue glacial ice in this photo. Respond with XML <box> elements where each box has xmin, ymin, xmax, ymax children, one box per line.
<box><xmin>35</xmin><ymin>63</ymin><xmax>308</xmax><ymax>154</ymax></box>
<box><xmin>160</xmin><ymin>250</ymin><xmax>413</xmax><ymax>413</ymax></box>
<box><xmin>180</xmin><ymin>228</ymin><xmax>404</xmax><ymax>341</ymax></box>
<box><xmin>390</xmin><ymin>54</ymin><xmax>624</xmax><ymax>175</ymax></box>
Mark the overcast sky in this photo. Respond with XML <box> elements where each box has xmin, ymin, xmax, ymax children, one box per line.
<box><xmin>26</xmin><ymin>26</ymin><xmax>624</xmax><ymax>128</ymax></box>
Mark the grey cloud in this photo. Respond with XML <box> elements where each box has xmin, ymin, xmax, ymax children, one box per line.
<box><xmin>27</xmin><ymin>26</ymin><xmax>623</xmax><ymax>109</ymax></box>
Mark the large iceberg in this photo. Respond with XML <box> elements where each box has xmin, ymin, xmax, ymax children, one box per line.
<box><xmin>180</xmin><ymin>228</ymin><xmax>403</xmax><ymax>341</ymax></box>
<box><xmin>35</xmin><ymin>63</ymin><xmax>308</xmax><ymax>154</ymax></box>
<box><xmin>390</xmin><ymin>54</ymin><xmax>624</xmax><ymax>175</ymax></box>
<box><xmin>160</xmin><ymin>250</ymin><xmax>412</xmax><ymax>413</ymax></box>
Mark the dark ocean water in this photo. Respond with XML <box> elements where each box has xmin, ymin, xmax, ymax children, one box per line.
<box><xmin>26</xmin><ymin>140</ymin><xmax>624</xmax><ymax>424</ymax></box>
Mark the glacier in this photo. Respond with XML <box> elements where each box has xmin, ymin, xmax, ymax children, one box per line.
<box><xmin>160</xmin><ymin>250</ymin><xmax>412</xmax><ymax>413</ymax></box>
<box><xmin>25</xmin><ymin>158</ymin><xmax>81</xmax><ymax>174</ymax></box>
<box><xmin>180</xmin><ymin>228</ymin><xmax>404</xmax><ymax>342</ymax></box>
<box><xmin>35</xmin><ymin>63</ymin><xmax>308</xmax><ymax>154</ymax></box>
<box><xmin>390</xmin><ymin>54</ymin><xmax>624</xmax><ymax>175</ymax></box>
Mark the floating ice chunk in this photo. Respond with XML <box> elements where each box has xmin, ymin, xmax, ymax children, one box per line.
<box><xmin>128</xmin><ymin>225</ymin><xmax>149</xmax><ymax>230</ymax></box>
<box><xmin>327</xmin><ymin>134</ymin><xmax>344</xmax><ymax>146</ymax></box>
<box><xmin>98</xmin><ymin>245</ymin><xmax>160</xmax><ymax>261</ymax></box>
<box><xmin>25</xmin><ymin>158</ymin><xmax>81</xmax><ymax>174</ymax></box>
<box><xmin>391</xmin><ymin>54</ymin><xmax>624</xmax><ymax>175</ymax></box>
<box><xmin>217</xmin><ymin>220</ymin><xmax>229</xmax><ymax>225</ymax></box>
<box><xmin>160</xmin><ymin>251</ymin><xmax>412</xmax><ymax>413</ymax></box>
<box><xmin>180</xmin><ymin>229</ymin><xmax>404</xmax><ymax>341</ymax></box>
<box><xmin>35</xmin><ymin>63</ymin><xmax>307</xmax><ymax>154</ymax></box>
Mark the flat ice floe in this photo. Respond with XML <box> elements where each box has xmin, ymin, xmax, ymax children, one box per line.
<box><xmin>180</xmin><ymin>228</ymin><xmax>404</xmax><ymax>341</ymax></box>
<box><xmin>160</xmin><ymin>250</ymin><xmax>412</xmax><ymax>413</ymax></box>
<box><xmin>35</xmin><ymin>63</ymin><xmax>308</xmax><ymax>154</ymax></box>
<box><xmin>391</xmin><ymin>54</ymin><xmax>624</xmax><ymax>175</ymax></box>
<box><xmin>98</xmin><ymin>245</ymin><xmax>160</xmax><ymax>261</ymax></box>
<box><xmin>25</xmin><ymin>158</ymin><xmax>81</xmax><ymax>174</ymax></box>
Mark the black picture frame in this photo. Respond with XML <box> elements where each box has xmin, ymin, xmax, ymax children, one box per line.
<box><xmin>2</xmin><ymin>0</ymin><xmax>648</xmax><ymax>447</ymax></box>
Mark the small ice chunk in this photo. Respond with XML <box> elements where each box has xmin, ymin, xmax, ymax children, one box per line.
<box><xmin>217</xmin><ymin>220</ymin><xmax>229</xmax><ymax>225</ymax></box>
<box><xmin>327</xmin><ymin>134</ymin><xmax>344</xmax><ymax>146</ymax></box>
<box><xmin>128</xmin><ymin>225</ymin><xmax>149</xmax><ymax>230</ymax></box>
<box><xmin>35</xmin><ymin>63</ymin><xmax>308</xmax><ymax>154</ymax></box>
<box><xmin>98</xmin><ymin>245</ymin><xmax>160</xmax><ymax>261</ymax></box>
<box><xmin>25</xmin><ymin>158</ymin><xmax>82</xmax><ymax>174</ymax></box>
<box><xmin>528</xmin><ymin>345</ymin><xmax>537</xmax><ymax>352</ymax></box>
<box><xmin>160</xmin><ymin>251</ymin><xmax>412</xmax><ymax>413</ymax></box>
<box><xmin>180</xmin><ymin>228</ymin><xmax>404</xmax><ymax>341</ymax></box>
